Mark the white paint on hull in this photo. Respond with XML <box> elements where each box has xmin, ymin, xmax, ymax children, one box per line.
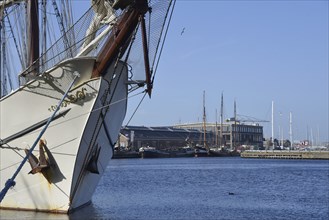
<box><xmin>0</xmin><ymin>57</ymin><xmax>128</xmax><ymax>213</ymax></box>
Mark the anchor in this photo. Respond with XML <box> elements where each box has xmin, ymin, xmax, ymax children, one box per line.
<box><xmin>24</xmin><ymin>139</ymin><xmax>66</xmax><ymax>183</ymax></box>
<box><xmin>25</xmin><ymin>139</ymin><xmax>50</xmax><ymax>174</ymax></box>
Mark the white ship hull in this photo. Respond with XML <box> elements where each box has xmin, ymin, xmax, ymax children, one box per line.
<box><xmin>0</xmin><ymin>57</ymin><xmax>128</xmax><ymax>213</ymax></box>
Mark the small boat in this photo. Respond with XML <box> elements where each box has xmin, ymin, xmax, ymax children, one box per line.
<box><xmin>139</xmin><ymin>146</ymin><xmax>171</xmax><ymax>158</ymax></box>
<box><xmin>194</xmin><ymin>145</ymin><xmax>209</xmax><ymax>157</ymax></box>
<box><xmin>208</xmin><ymin>148</ymin><xmax>240</xmax><ymax>157</ymax></box>
<box><xmin>0</xmin><ymin>0</ymin><xmax>175</xmax><ymax>213</ymax></box>
<box><xmin>172</xmin><ymin>146</ymin><xmax>195</xmax><ymax>157</ymax></box>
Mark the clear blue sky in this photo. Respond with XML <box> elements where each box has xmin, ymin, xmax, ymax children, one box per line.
<box><xmin>124</xmin><ymin>0</ymin><xmax>329</xmax><ymax>143</ymax></box>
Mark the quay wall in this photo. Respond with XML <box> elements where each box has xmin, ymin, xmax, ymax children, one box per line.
<box><xmin>241</xmin><ymin>150</ymin><xmax>329</xmax><ymax>160</ymax></box>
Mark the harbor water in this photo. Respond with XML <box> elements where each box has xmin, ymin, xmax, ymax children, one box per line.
<box><xmin>1</xmin><ymin>157</ymin><xmax>328</xmax><ymax>219</ymax></box>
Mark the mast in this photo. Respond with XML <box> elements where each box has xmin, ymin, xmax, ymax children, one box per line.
<box><xmin>271</xmin><ymin>101</ymin><xmax>274</xmax><ymax>150</ymax></box>
<box><xmin>289</xmin><ymin>111</ymin><xmax>292</xmax><ymax>150</ymax></box>
<box><xmin>215</xmin><ymin>109</ymin><xmax>218</xmax><ymax>147</ymax></box>
<box><xmin>317</xmin><ymin>125</ymin><xmax>320</xmax><ymax>146</ymax></box>
<box><xmin>140</xmin><ymin>14</ymin><xmax>152</xmax><ymax>97</ymax></box>
<box><xmin>27</xmin><ymin>0</ymin><xmax>39</xmax><ymax>75</ymax></box>
<box><xmin>202</xmin><ymin>91</ymin><xmax>207</xmax><ymax>149</ymax></box>
<box><xmin>306</xmin><ymin>125</ymin><xmax>309</xmax><ymax>145</ymax></box>
<box><xmin>233</xmin><ymin>99</ymin><xmax>236</xmax><ymax>150</ymax></box>
<box><xmin>41</xmin><ymin>0</ymin><xmax>47</xmax><ymax>69</ymax></box>
<box><xmin>281</xmin><ymin>125</ymin><xmax>283</xmax><ymax>148</ymax></box>
<box><xmin>310</xmin><ymin>128</ymin><xmax>314</xmax><ymax>147</ymax></box>
<box><xmin>220</xmin><ymin>92</ymin><xmax>223</xmax><ymax>148</ymax></box>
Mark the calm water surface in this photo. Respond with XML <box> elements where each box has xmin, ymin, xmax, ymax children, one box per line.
<box><xmin>1</xmin><ymin>157</ymin><xmax>329</xmax><ymax>219</ymax></box>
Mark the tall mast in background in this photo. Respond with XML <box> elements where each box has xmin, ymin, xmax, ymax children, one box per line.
<box><xmin>215</xmin><ymin>109</ymin><xmax>218</xmax><ymax>147</ymax></box>
<box><xmin>202</xmin><ymin>91</ymin><xmax>207</xmax><ymax>149</ymax></box>
<box><xmin>220</xmin><ymin>92</ymin><xmax>223</xmax><ymax>147</ymax></box>
<box><xmin>233</xmin><ymin>99</ymin><xmax>236</xmax><ymax>150</ymax></box>
<box><xmin>272</xmin><ymin>101</ymin><xmax>274</xmax><ymax>150</ymax></box>
<box><xmin>289</xmin><ymin>111</ymin><xmax>293</xmax><ymax>150</ymax></box>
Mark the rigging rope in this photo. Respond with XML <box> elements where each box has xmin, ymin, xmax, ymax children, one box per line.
<box><xmin>151</xmin><ymin>0</ymin><xmax>176</xmax><ymax>84</ymax></box>
<box><xmin>5</xmin><ymin>8</ymin><xmax>24</xmax><ymax>69</ymax></box>
<box><xmin>123</xmin><ymin>0</ymin><xmax>177</xmax><ymax>128</ymax></box>
<box><xmin>52</xmin><ymin>0</ymin><xmax>72</xmax><ymax>57</ymax></box>
<box><xmin>124</xmin><ymin>91</ymin><xmax>147</xmax><ymax>128</ymax></box>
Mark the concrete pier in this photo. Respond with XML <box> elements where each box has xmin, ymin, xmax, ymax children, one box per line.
<box><xmin>241</xmin><ymin>150</ymin><xmax>329</xmax><ymax>160</ymax></box>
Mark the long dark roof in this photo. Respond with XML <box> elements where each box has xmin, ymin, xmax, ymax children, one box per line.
<box><xmin>120</xmin><ymin>126</ymin><xmax>210</xmax><ymax>141</ymax></box>
<box><xmin>122</xmin><ymin>125</ymin><xmax>201</xmax><ymax>133</ymax></box>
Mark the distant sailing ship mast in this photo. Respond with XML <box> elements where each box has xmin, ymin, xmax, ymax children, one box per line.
<box><xmin>289</xmin><ymin>111</ymin><xmax>293</xmax><ymax>150</ymax></box>
<box><xmin>202</xmin><ymin>91</ymin><xmax>207</xmax><ymax>150</ymax></box>
<box><xmin>232</xmin><ymin>99</ymin><xmax>237</xmax><ymax>150</ymax></box>
<box><xmin>272</xmin><ymin>101</ymin><xmax>275</xmax><ymax>150</ymax></box>
<box><xmin>201</xmin><ymin>90</ymin><xmax>210</xmax><ymax>154</ymax></box>
<box><xmin>215</xmin><ymin>109</ymin><xmax>218</xmax><ymax>147</ymax></box>
<box><xmin>219</xmin><ymin>92</ymin><xmax>224</xmax><ymax>148</ymax></box>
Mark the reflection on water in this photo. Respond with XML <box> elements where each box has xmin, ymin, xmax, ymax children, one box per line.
<box><xmin>1</xmin><ymin>157</ymin><xmax>329</xmax><ymax>220</ymax></box>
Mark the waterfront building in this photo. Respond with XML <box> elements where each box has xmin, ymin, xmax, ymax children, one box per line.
<box><xmin>119</xmin><ymin>122</ymin><xmax>264</xmax><ymax>151</ymax></box>
<box><xmin>174</xmin><ymin>122</ymin><xmax>263</xmax><ymax>149</ymax></box>
<box><xmin>119</xmin><ymin>126</ymin><xmax>211</xmax><ymax>151</ymax></box>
